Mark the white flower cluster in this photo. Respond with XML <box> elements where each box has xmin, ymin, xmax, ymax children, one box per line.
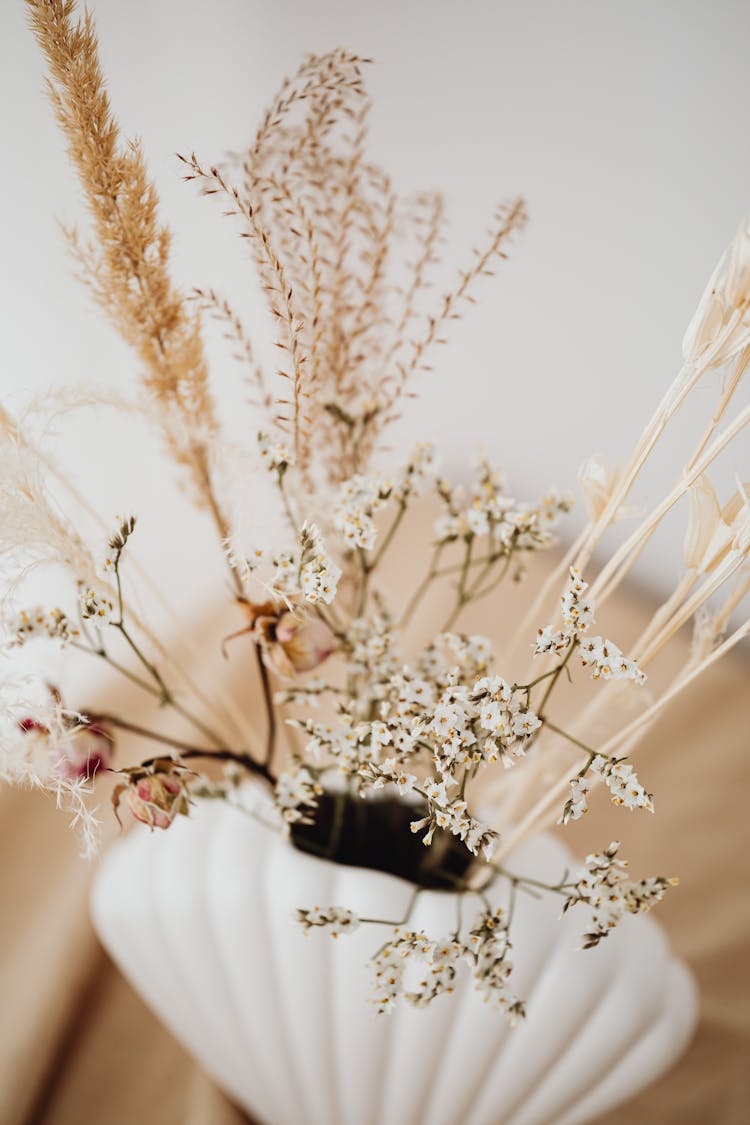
<box><xmin>99</xmin><ymin>514</ymin><xmax>137</xmax><ymax>573</ymax></box>
<box><xmin>592</xmin><ymin>755</ymin><xmax>654</xmax><ymax>812</ymax></box>
<box><xmin>78</xmin><ymin>587</ymin><xmax>114</xmax><ymax>624</ymax></box>
<box><xmin>535</xmin><ymin>568</ymin><xmax>646</xmax><ymax>685</ymax></box>
<box><xmin>368</xmin><ymin>908</ymin><xmax>524</xmax><ymax>1020</ymax></box>
<box><xmin>410</xmin><ymin>788</ymin><xmax>499</xmax><ymax>860</ymax></box>
<box><xmin>578</xmin><ymin>637</ymin><xmax>646</xmax><ymax>684</ymax></box>
<box><xmin>371</xmin><ymin>932</ymin><xmax>462</xmax><ymax>1013</ymax></box>
<box><xmin>559</xmin><ymin>773</ymin><xmax>593</xmax><ymax>824</ymax></box>
<box><xmin>257</xmin><ymin>431</ymin><xmax>294</xmax><ymax>471</ymax></box>
<box><xmin>300</xmin><ymin>713</ymin><xmax>391</xmax><ymax>776</ymax></box>
<box><xmin>564</xmin><ymin>841</ymin><xmax>677</xmax><ymax>949</ymax></box>
<box><xmin>414</xmin><ymin>663</ymin><xmax>541</xmax><ymax>781</ymax></box>
<box><xmin>274</xmin><ymin>679</ymin><xmax>329</xmax><ymax>708</ymax></box>
<box><xmin>274</xmin><ymin>765</ymin><xmax>322</xmax><ymax>824</ymax></box>
<box><xmin>347</xmin><ymin>616</ymin><xmax>401</xmax><ymax>704</ymax></box>
<box><xmin>295</xmin><ymin>906</ymin><xmax>360</xmax><ymax>936</ymax></box>
<box><xmin>331</xmin><ymin>445</ymin><xmax>438</xmax><ymax>552</ymax></box>
<box><xmin>299</xmin><ymin>523</ymin><xmax>341</xmax><ymax>605</ymax></box>
<box><xmin>434</xmin><ymin>632</ymin><xmax>494</xmax><ymax>678</ymax></box>
<box><xmin>467</xmin><ymin>908</ymin><xmax>526</xmax><ymax>1020</ymax></box>
<box><xmin>434</xmin><ymin>456</ymin><xmax>572</xmax><ymax>549</ymax></box>
<box><xmin>560</xmin><ymin>756</ymin><xmax>653</xmax><ymax>824</ymax></box>
<box><xmin>224</xmin><ymin>544</ymin><xmax>265</xmax><ymax>582</ymax></box>
<box><xmin>295</xmin><ymin>630</ymin><xmax>540</xmax><ymax>860</ymax></box>
<box><xmin>333</xmin><ymin>473</ymin><xmax>393</xmax><ymax>550</ymax></box>
<box><xmin>5</xmin><ymin>606</ymin><xmax>78</xmax><ymax>647</ymax></box>
<box><xmin>392</xmin><ymin>442</ymin><xmax>438</xmax><ymax>502</ymax></box>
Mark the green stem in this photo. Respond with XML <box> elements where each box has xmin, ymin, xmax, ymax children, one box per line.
<box><xmin>491</xmin><ymin>864</ymin><xmax>577</xmax><ymax>898</ymax></box>
<box><xmin>368</xmin><ymin>886</ymin><xmax>422</xmax><ymax>947</ymax></box>
<box><xmin>537</xmin><ymin>640</ymin><xmax>577</xmax><ymax>717</ymax></box>
<box><xmin>141</xmin><ymin>747</ymin><xmax>275</xmax><ymax>785</ymax></box>
<box><xmin>97</xmin><ymin>713</ymin><xmax>212</xmax><ymax>755</ymax></box>
<box><xmin>71</xmin><ymin>640</ymin><xmax>159</xmax><ymax>698</ymax></box>
<box><xmin>441</xmin><ymin>536</ymin><xmax>474</xmax><ymax>631</ymax></box>
<box><xmin>542</xmin><ymin>719</ymin><xmax>597</xmax><ymax>758</ymax></box>
<box><xmin>400</xmin><ymin>542</ymin><xmax>444</xmax><ymax>628</ymax></box>
<box><xmin>253</xmin><ymin>644</ymin><xmax>277</xmax><ymax>769</ymax></box>
<box><xmin>368</xmin><ymin>500</ymin><xmax>407</xmax><ymax>571</ymax></box>
<box><xmin>356</xmin><ymin>547</ymin><xmax>370</xmax><ymax>617</ymax></box>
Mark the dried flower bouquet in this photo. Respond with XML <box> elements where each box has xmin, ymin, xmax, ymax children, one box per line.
<box><xmin>3</xmin><ymin>0</ymin><xmax>749</xmax><ymax>1020</ymax></box>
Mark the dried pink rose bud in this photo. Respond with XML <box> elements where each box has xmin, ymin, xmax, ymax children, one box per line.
<box><xmin>226</xmin><ymin>599</ymin><xmax>337</xmax><ymax>678</ymax></box>
<box><xmin>18</xmin><ymin>714</ymin><xmax>113</xmax><ymax>782</ymax></box>
<box><xmin>271</xmin><ymin>612</ymin><xmax>336</xmax><ymax>676</ymax></box>
<box><xmin>18</xmin><ymin>717</ymin><xmax>49</xmax><ymax>734</ymax></box>
<box><xmin>58</xmin><ymin>722</ymin><xmax>114</xmax><ymax>782</ymax></box>
<box><xmin>126</xmin><ymin>770</ymin><xmax>190</xmax><ymax>830</ymax></box>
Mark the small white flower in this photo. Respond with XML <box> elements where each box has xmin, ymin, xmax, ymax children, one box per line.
<box><xmin>295</xmin><ymin>906</ymin><xmax>360</xmax><ymax>937</ymax></box>
<box><xmin>5</xmin><ymin>606</ymin><xmax>78</xmax><ymax>647</ymax></box>
<box><xmin>333</xmin><ymin>474</ymin><xmax>391</xmax><ymax>550</ymax></box>
<box><xmin>559</xmin><ymin>774</ymin><xmax>592</xmax><ymax>825</ymax></box>
<box><xmin>592</xmin><ymin>756</ymin><xmax>654</xmax><ymax>813</ymax></box>
<box><xmin>78</xmin><ymin>587</ymin><xmax>114</xmax><ymax>625</ymax></box>
<box><xmin>298</xmin><ymin>523</ymin><xmax>342</xmax><ymax>605</ymax></box>
<box><xmin>258</xmin><ymin>431</ymin><xmax>293</xmax><ymax>470</ymax></box>
<box><xmin>274</xmin><ymin>765</ymin><xmax>322</xmax><ymax>824</ymax></box>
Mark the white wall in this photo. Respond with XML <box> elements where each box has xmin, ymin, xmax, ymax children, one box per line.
<box><xmin>1</xmin><ymin>0</ymin><xmax>749</xmax><ymax>606</ymax></box>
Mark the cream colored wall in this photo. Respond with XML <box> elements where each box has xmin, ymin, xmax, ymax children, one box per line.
<box><xmin>2</xmin><ymin>0</ymin><xmax>749</xmax><ymax>608</ymax></box>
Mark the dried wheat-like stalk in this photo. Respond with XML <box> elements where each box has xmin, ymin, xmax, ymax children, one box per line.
<box><xmin>26</xmin><ymin>0</ymin><xmax>230</xmax><ymax>534</ymax></box>
<box><xmin>192</xmin><ymin>287</ymin><xmax>270</xmax><ymax>410</ymax></box>
<box><xmin>380</xmin><ymin>199</ymin><xmax>528</xmax><ymax>425</ymax></box>
<box><xmin>183</xmin><ymin>51</ymin><xmax>526</xmax><ymax>493</ymax></box>
<box><xmin>179</xmin><ymin>155</ymin><xmax>312</xmax><ymax>460</ymax></box>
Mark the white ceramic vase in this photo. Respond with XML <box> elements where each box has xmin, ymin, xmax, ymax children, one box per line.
<box><xmin>90</xmin><ymin>795</ymin><xmax>697</xmax><ymax>1125</ymax></box>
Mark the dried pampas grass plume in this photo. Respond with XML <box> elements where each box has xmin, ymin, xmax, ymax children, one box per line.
<box><xmin>25</xmin><ymin>0</ymin><xmax>232</xmax><ymax>542</ymax></box>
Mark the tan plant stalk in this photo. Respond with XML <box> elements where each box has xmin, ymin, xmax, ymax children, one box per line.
<box><xmin>588</xmin><ymin>401</ymin><xmax>750</xmax><ymax>605</ymax></box>
<box><xmin>26</xmin><ymin>0</ymin><xmax>231</xmax><ymax>536</ymax></box>
<box><xmin>635</xmin><ymin>552</ymin><xmax>747</xmax><ymax>666</ymax></box>
<box><xmin>3</xmin><ymin>406</ymin><xmax>258</xmax><ymax>750</ymax></box>
<box><xmin>192</xmin><ymin>287</ymin><xmax>271</xmax><ymax>411</ymax></box>
<box><xmin>246</xmin><ymin>49</ymin><xmax>367</xmax><ymax>170</ymax></box>
<box><xmin>381</xmin><ymin>192</ymin><xmax>446</xmax><ymax>375</ymax></box>
<box><xmin>240</xmin><ymin>173</ymin><xmax>326</xmax><ymax>414</ymax></box>
<box><xmin>179</xmin><ymin>155</ymin><xmax>309</xmax><ymax>461</ymax></box>
<box><xmin>572</xmin><ymin>362</ymin><xmax>701</xmax><ymax>573</ymax></box>
<box><xmin>630</xmin><ymin>572</ymin><xmax>698</xmax><ymax>661</ymax></box>
<box><xmin>381</xmin><ymin>199</ymin><xmax>529</xmax><ymax>426</ymax></box>
<box><xmin>496</xmin><ymin>612</ymin><xmax>749</xmax><ymax>860</ymax></box>
<box><xmin>685</xmin><ymin>345</ymin><xmax>750</xmax><ymax>471</ymax></box>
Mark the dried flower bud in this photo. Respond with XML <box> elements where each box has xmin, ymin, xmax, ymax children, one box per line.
<box><xmin>58</xmin><ymin>721</ymin><xmax>113</xmax><ymax>781</ymax></box>
<box><xmin>682</xmin><ymin>213</ymin><xmax>750</xmax><ymax>370</ymax></box>
<box><xmin>270</xmin><ymin>612</ymin><xmax>336</xmax><ymax>676</ymax></box>
<box><xmin>18</xmin><ymin>716</ymin><xmax>49</xmax><ymax>734</ymax></box>
<box><xmin>244</xmin><ymin>600</ymin><xmax>337</xmax><ymax>679</ymax></box>
<box><xmin>126</xmin><ymin>768</ymin><xmax>190</xmax><ymax>830</ymax></box>
<box><xmin>720</xmin><ymin>483</ymin><xmax>750</xmax><ymax>559</ymax></box>
<box><xmin>685</xmin><ymin>476</ymin><xmax>750</xmax><ymax>572</ymax></box>
<box><xmin>684</xmin><ymin>476</ymin><xmax>722</xmax><ymax>570</ymax></box>
<box><xmin>577</xmin><ymin>455</ymin><xmax>633</xmax><ymax>523</ymax></box>
<box><xmin>18</xmin><ymin>712</ymin><xmax>113</xmax><ymax>782</ymax></box>
<box><xmin>78</xmin><ymin>587</ymin><xmax>114</xmax><ymax>624</ymax></box>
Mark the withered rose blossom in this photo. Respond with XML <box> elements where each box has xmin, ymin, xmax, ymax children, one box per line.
<box><xmin>18</xmin><ymin>715</ymin><xmax>113</xmax><ymax>781</ymax></box>
<box><xmin>126</xmin><ymin>769</ymin><xmax>190</xmax><ymax>831</ymax></box>
<box><xmin>239</xmin><ymin>600</ymin><xmax>336</xmax><ymax>679</ymax></box>
<box><xmin>58</xmin><ymin>722</ymin><xmax>114</xmax><ymax>781</ymax></box>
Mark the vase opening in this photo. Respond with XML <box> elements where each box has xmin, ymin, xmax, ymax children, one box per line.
<box><xmin>288</xmin><ymin>789</ymin><xmax>475</xmax><ymax>890</ymax></box>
